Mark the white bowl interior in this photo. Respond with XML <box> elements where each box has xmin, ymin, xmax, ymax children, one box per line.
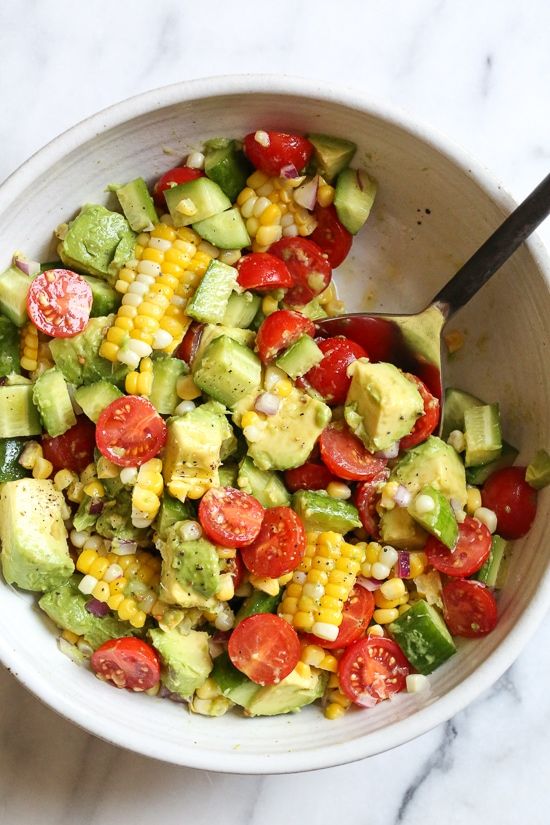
<box><xmin>0</xmin><ymin>78</ymin><xmax>549</xmax><ymax>773</ymax></box>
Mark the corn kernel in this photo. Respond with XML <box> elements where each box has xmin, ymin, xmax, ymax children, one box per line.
<box><xmin>61</xmin><ymin>629</ymin><xmax>80</xmax><ymax>645</ymax></box>
<box><xmin>261</xmin><ymin>295</ymin><xmax>279</xmax><ymax>316</ymax></box>
<box><xmin>107</xmin><ymin>593</ymin><xmax>125</xmax><ymax>610</ymax></box>
<box><xmin>326</xmin><ymin>481</ymin><xmax>352</xmax><ymax>500</ymax></box>
<box><xmin>380</xmin><ymin>577</ymin><xmax>406</xmax><ymax>601</ymax></box>
<box><xmin>408</xmin><ymin>552</ymin><xmax>427</xmax><ymax>579</ymax></box>
<box><xmin>274</xmin><ymin>379</ymin><xmax>293</xmax><ymax>397</ymax></box>
<box><xmin>373</xmin><ymin>608</ymin><xmax>400</xmax><ymax>624</ymax></box>
<box><xmin>176</xmin><ymin>374</ymin><xmax>202</xmax><ymax>400</ymax></box>
<box><xmin>118</xmin><ymin>597</ymin><xmax>138</xmax><ymax>621</ymax></box>
<box><xmin>32</xmin><ymin>457</ymin><xmax>53</xmax><ymax>479</ymax></box>
<box><xmin>466</xmin><ymin>486</ymin><xmax>482</xmax><ymax>515</ymax></box>
<box><xmin>88</xmin><ymin>556</ymin><xmax>110</xmax><ymax>580</ymax></box>
<box><xmin>92</xmin><ymin>581</ymin><xmax>110</xmax><ymax>602</ymax></box>
<box><xmin>83</xmin><ymin>480</ymin><xmax>105</xmax><ymax>499</ymax></box>
<box><xmin>129</xmin><ymin>610</ymin><xmax>147</xmax><ymax>629</ymax></box>
<box><xmin>367</xmin><ymin>624</ymin><xmax>385</xmax><ymax>637</ymax></box>
<box><xmin>76</xmin><ymin>549</ymin><xmax>98</xmax><ymax>574</ymax></box>
<box><xmin>317</xmin><ymin>184</ymin><xmax>335</xmax><ymax>207</ymax></box>
<box><xmin>324</xmin><ymin>702</ymin><xmax>347</xmax><ymax>720</ymax></box>
<box><xmin>374</xmin><ymin>591</ymin><xmax>401</xmax><ymax>610</ymax></box>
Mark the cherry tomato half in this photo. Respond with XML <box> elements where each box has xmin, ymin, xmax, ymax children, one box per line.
<box><xmin>228</xmin><ymin>552</ymin><xmax>246</xmax><ymax>592</ymax></box>
<box><xmin>153</xmin><ymin>166</ymin><xmax>204</xmax><ymax>208</ymax></box>
<box><xmin>96</xmin><ymin>396</ymin><xmax>167</xmax><ymax>467</ymax></box>
<box><xmin>354</xmin><ymin>469</ymin><xmax>391</xmax><ymax>537</ymax></box>
<box><xmin>284</xmin><ymin>462</ymin><xmax>337</xmax><ymax>492</ymax></box>
<box><xmin>481</xmin><ymin>466</ymin><xmax>537</xmax><ymax>539</ymax></box>
<box><xmin>399</xmin><ymin>374</ymin><xmax>440</xmax><ymax>450</ymax></box>
<box><xmin>310</xmin><ymin>204</ymin><xmax>353</xmax><ymax>268</ymax></box>
<box><xmin>228</xmin><ymin>613</ymin><xmax>301</xmax><ymax>686</ymax></box>
<box><xmin>339</xmin><ymin>636</ymin><xmax>410</xmax><ymax>706</ymax></box>
<box><xmin>42</xmin><ymin>417</ymin><xmax>96</xmax><ymax>474</ymax></box>
<box><xmin>426</xmin><ymin>516</ymin><xmax>492</xmax><ymax>577</ymax></box>
<box><xmin>256</xmin><ymin>309</ymin><xmax>315</xmax><ymax>363</ymax></box>
<box><xmin>240</xmin><ymin>506</ymin><xmax>306</xmax><ymax>578</ymax></box>
<box><xmin>236</xmin><ymin>252</ymin><xmax>293</xmax><ymax>292</ymax></box>
<box><xmin>198</xmin><ymin>487</ymin><xmax>264</xmax><ymax>548</ymax></box>
<box><xmin>301</xmin><ymin>585</ymin><xmax>375</xmax><ymax>650</ymax></box>
<box><xmin>319</xmin><ymin>425</ymin><xmax>388</xmax><ymax>481</ymax></box>
<box><xmin>304</xmin><ymin>337</ymin><xmax>367</xmax><ymax>405</ymax></box>
<box><xmin>91</xmin><ymin>637</ymin><xmax>161</xmax><ymax>691</ymax></box>
<box><xmin>176</xmin><ymin>321</ymin><xmax>204</xmax><ymax>367</ymax></box>
<box><xmin>27</xmin><ymin>269</ymin><xmax>92</xmax><ymax>338</ymax></box>
<box><xmin>243</xmin><ymin>131</ymin><xmax>313</xmax><ymax>178</ymax></box>
<box><xmin>442</xmin><ymin>579</ymin><xmax>498</xmax><ymax>638</ymax></box>
<box><xmin>269</xmin><ymin>237</ymin><xmax>332</xmax><ymax>307</ymax></box>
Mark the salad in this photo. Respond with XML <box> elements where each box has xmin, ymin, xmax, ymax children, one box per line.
<box><xmin>0</xmin><ymin>128</ymin><xmax>548</xmax><ymax>720</ymax></box>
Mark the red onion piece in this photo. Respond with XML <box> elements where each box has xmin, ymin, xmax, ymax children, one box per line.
<box><xmin>396</xmin><ymin>551</ymin><xmax>411</xmax><ymax>579</ymax></box>
<box><xmin>394</xmin><ymin>484</ymin><xmax>412</xmax><ymax>508</ymax></box>
<box><xmin>356</xmin><ymin>576</ymin><xmax>381</xmax><ymax>592</ymax></box>
<box><xmin>13</xmin><ymin>254</ymin><xmax>40</xmax><ymax>277</ymax></box>
<box><xmin>89</xmin><ymin>499</ymin><xmax>104</xmax><ymax>515</ymax></box>
<box><xmin>85</xmin><ymin>598</ymin><xmax>110</xmax><ymax>617</ymax></box>
<box><xmin>254</xmin><ymin>392</ymin><xmax>281</xmax><ymax>416</ymax></box>
<box><xmin>279</xmin><ymin>163</ymin><xmax>299</xmax><ymax>179</ymax></box>
<box><xmin>354</xmin><ymin>691</ymin><xmax>379</xmax><ymax>708</ymax></box>
<box><xmin>293</xmin><ymin>176</ymin><xmax>319</xmax><ymax>210</ymax></box>
<box><xmin>375</xmin><ymin>442</ymin><xmax>400</xmax><ymax>459</ymax></box>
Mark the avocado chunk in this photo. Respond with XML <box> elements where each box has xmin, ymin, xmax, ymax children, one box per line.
<box><xmin>0</xmin><ymin>384</ymin><xmax>42</xmax><ymax>438</ymax></box>
<box><xmin>162</xmin><ymin>402</ymin><xmax>231</xmax><ymax>501</ymax></box>
<box><xmin>58</xmin><ymin>204</ymin><xmax>136</xmax><ymax>283</ymax></box>
<box><xmin>298</xmin><ymin>297</ymin><xmax>328</xmax><ymax>321</ymax></box>
<box><xmin>193</xmin><ymin>207</ymin><xmax>251</xmax><ymax>250</ymax></box>
<box><xmin>192</xmin><ymin>324</ymin><xmax>255</xmax><ymax>367</ymax></box>
<box><xmin>154</xmin><ymin>493</ymin><xmax>195</xmax><ymax>540</ymax></box>
<box><xmin>244</xmin><ymin>387</ymin><xmax>331</xmax><ymax>472</ymax></box>
<box><xmin>307</xmin><ymin>133</ymin><xmax>357</xmax><ymax>182</ymax></box>
<box><xmin>95</xmin><ymin>489</ymin><xmax>147</xmax><ymax>543</ymax></box>
<box><xmin>193</xmin><ymin>335</ymin><xmax>262</xmax><ymax>410</ymax></box>
<box><xmin>441</xmin><ymin>387</ymin><xmax>484</xmax><ymax>440</ymax></box>
<box><xmin>475</xmin><ymin>534</ymin><xmax>510</xmax><ymax>588</ymax></box>
<box><xmin>0</xmin><ymin>265</ymin><xmax>31</xmax><ymax>326</ymax></box>
<box><xmin>39</xmin><ymin>577</ymin><xmax>133</xmax><ymax>648</ymax></box>
<box><xmin>204</xmin><ymin>138</ymin><xmax>252</xmax><ymax>201</ymax></box>
<box><xmin>149</xmin><ymin>356</ymin><xmax>187</xmax><ymax>415</ymax></box>
<box><xmin>526</xmin><ymin>448</ymin><xmax>550</xmax><ymax>490</ymax></box>
<box><xmin>464</xmin><ymin>403</ymin><xmax>502</xmax><ymax>467</ymax></box>
<box><xmin>0</xmin><ymin>437</ymin><xmax>29</xmax><ymax>482</ymax></box>
<box><xmin>292</xmin><ymin>490</ymin><xmax>361</xmax><ymax>534</ymax></box>
<box><xmin>74</xmin><ymin>380</ymin><xmax>123</xmax><ymax>423</ymax></box>
<box><xmin>408</xmin><ymin>485</ymin><xmax>458</xmax><ymax>550</ymax></box>
<box><xmin>465</xmin><ymin>441</ymin><xmax>518</xmax><ymax>485</ymax></box>
<box><xmin>164</xmin><ymin>177</ymin><xmax>231</xmax><ymax>228</ymax></box>
<box><xmin>246</xmin><ymin>666</ymin><xmax>328</xmax><ymax>716</ymax></box>
<box><xmin>32</xmin><ymin>367</ymin><xmax>76</xmax><ymax>437</ymax></box>
<box><xmin>0</xmin><ymin>478</ymin><xmax>73</xmax><ymax>591</ymax></box>
<box><xmin>72</xmin><ymin>494</ymin><xmax>99</xmax><ymax>533</ymax></box>
<box><xmin>388</xmin><ymin>599</ymin><xmax>456</xmax><ymax>675</ymax></box>
<box><xmin>211</xmin><ymin>650</ymin><xmax>260</xmax><ymax>706</ymax></box>
<box><xmin>237</xmin><ymin>456</ymin><xmax>290</xmax><ymax>508</ymax></box>
<box><xmin>115</xmin><ymin>177</ymin><xmax>158</xmax><ymax>232</ymax></box>
<box><xmin>221</xmin><ymin>291</ymin><xmax>261</xmax><ymax>328</ymax></box>
<box><xmin>158</xmin><ymin>524</ymin><xmax>220</xmax><ymax>609</ymax></box>
<box><xmin>0</xmin><ymin>316</ymin><xmax>21</xmax><ymax>375</ymax></box>
<box><xmin>50</xmin><ymin>315</ymin><xmax>128</xmax><ymax>387</ymax></box>
<box><xmin>186</xmin><ymin>260</ymin><xmax>238</xmax><ymax>325</ymax></box>
<box><xmin>276</xmin><ymin>334</ymin><xmax>324</xmax><ymax>380</ymax></box>
<box><xmin>334</xmin><ymin>168</ymin><xmax>376</xmax><ymax>234</ymax></box>
<box><xmin>218</xmin><ymin>463</ymin><xmax>239</xmax><ymax>488</ymax></box>
<box><xmin>344</xmin><ymin>360</ymin><xmax>423</xmax><ymax>453</ymax></box>
<box><xmin>381</xmin><ymin>436</ymin><xmax>467</xmax><ymax>549</ymax></box>
<box><xmin>149</xmin><ymin>628</ymin><xmax>213</xmax><ymax>698</ymax></box>
<box><xmin>82</xmin><ymin>274</ymin><xmax>121</xmax><ymax>317</ymax></box>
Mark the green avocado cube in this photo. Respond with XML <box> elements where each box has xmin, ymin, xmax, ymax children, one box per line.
<box><xmin>149</xmin><ymin>628</ymin><xmax>213</xmax><ymax>698</ymax></box>
<box><xmin>308</xmin><ymin>133</ymin><xmax>357</xmax><ymax>182</ymax></box>
<box><xmin>334</xmin><ymin>168</ymin><xmax>376</xmax><ymax>234</ymax></box>
<box><xmin>58</xmin><ymin>204</ymin><xmax>136</xmax><ymax>283</ymax></box>
<box><xmin>388</xmin><ymin>599</ymin><xmax>456</xmax><ymax>675</ymax></box>
<box><xmin>246</xmin><ymin>667</ymin><xmax>328</xmax><ymax>716</ymax></box>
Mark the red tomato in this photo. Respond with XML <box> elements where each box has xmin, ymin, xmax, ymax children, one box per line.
<box><xmin>256</xmin><ymin>309</ymin><xmax>315</xmax><ymax>363</ymax></box>
<box><xmin>228</xmin><ymin>552</ymin><xmax>245</xmax><ymax>591</ymax></box>
<box><xmin>96</xmin><ymin>396</ymin><xmax>167</xmax><ymax>467</ymax></box>
<box><xmin>481</xmin><ymin>467</ymin><xmax>537</xmax><ymax>539</ymax></box>
<box><xmin>269</xmin><ymin>237</ymin><xmax>332</xmax><ymax>307</ymax></box>
<box><xmin>301</xmin><ymin>585</ymin><xmax>375</xmax><ymax>650</ymax></box>
<box><xmin>442</xmin><ymin>579</ymin><xmax>498</xmax><ymax>638</ymax></box>
<box><xmin>176</xmin><ymin>322</ymin><xmax>204</xmax><ymax>367</ymax></box>
<box><xmin>228</xmin><ymin>613</ymin><xmax>301</xmax><ymax>686</ymax></box>
<box><xmin>284</xmin><ymin>462</ymin><xmax>337</xmax><ymax>492</ymax></box>
<box><xmin>304</xmin><ymin>337</ymin><xmax>367</xmax><ymax>405</ymax></box>
<box><xmin>42</xmin><ymin>417</ymin><xmax>96</xmax><ymax>474</ymax></box>
<box><xmin>310</xmin><ymin>205</ymin><xmax>353</xmax><ymax>268</ymax></box>
<box><xmin>319</xmin><ymin>425</ymin><xmax>388</xmax><ymax>481</ymax></box>
<box><xmin>399</xmin><ymin>374</ymin><xmax>440</xmax><ymax>450</ymax></box>
<box><xmin>153</xmin><ymin>166</ymin><xmax>204</xmax><ymax>207</ymax></box>
<box><xmin>426</xmin><ymin>516</ymin><xmax>492</xmax><ymax>577</ymax></box>
<box><xmin>339</xmin><ymin>637</ymin><xmax>410</xmax><ymax>706</ymax></box>
<box><xmin>236</xmin><ymin>253</ymin><xmax>293</xmax><ymax>292</ymax></box>
<box><xmin>198</xmin><ymin>487</ymin><xmax>264</xmax><ymax>548</ymax></box>
<box><xmin>240</xmin><ymin>506</ymin><xmax>306</xmax><ymax>578</ymax></box>
<box><xmin>91</xmin><ymin>637</ymin><xmax>160</xmax><ymax>691</ymax></box>
<box><xmin>27</xmin><ymin>269</ymin><xmax>92</xmax><ymax>338</ymax></box>
<box><xmin>354</xmin><ymin>469</ymin><xmax>390</xmax><ymax>537</ymax></box>
<box><xmin>243</xmin><ymin>131</ymin><xmax>313</xmax><ymax>177</ymax></box>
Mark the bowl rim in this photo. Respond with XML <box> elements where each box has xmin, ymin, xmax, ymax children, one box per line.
<box><xmin>1</xmin><ymin>73</ymin><xmax>549</xmax><ymax>774</ymax></box>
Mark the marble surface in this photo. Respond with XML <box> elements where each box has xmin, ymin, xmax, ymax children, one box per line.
<box><xmin>1</xmin><ymin>0</ymin><xmax>549</xmax><ymax>822</ymax></box>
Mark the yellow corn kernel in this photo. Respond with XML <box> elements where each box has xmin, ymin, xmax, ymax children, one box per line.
<box><xmin>216</xmin><ymin>574</ymin><xmax>235</xmax><ymax>602</ymax></box>
<box><xmin>125</xmin><ymin>371</ymin><xmax>139</xmax><ymax>394</ymax></box>
<box><xmin>398</xmin><ymin>603</ymin><xmax>411</xmax><ymax>616</ymax></box>
<box><xmin>61</xmin><ymin>629</ymin><xmax>80</xmax><ymax>645</ymax></box>
<box><xmin>237</xmin><ymin>187</ymin><xmax>256</xmax><ymax>206</ymax></box>
<box><xmin>32</xmin><ymin>457</ymin><xmax>53</xmax><ymax>479</ymax></box>
<box><xmin>99</xmin><ymin>341</ymin><xmax>119</xmax><ymax>361</ymax></box>
<box><xmin>380</xmin><ymin>577</ymin><xmax>406</xmax><ymax>601</ymax></box>
<box><xmin>274</xmin><ymin>379</ymin><xmax>293</xmax><ymax>398</ymax></box>
<box><xmin>247</xmin><ymin>170</ymin><xmax>269</xmax><ymax>189</ymax></box>
<box><xmin>366</xmin><ymin>542</ymin><xmax>382</xmax><ymax>565</ymax></box>
<box><xmin>326</xmin><ymin>481</ymin><xmax>352</xmax><ymax>500</ymax></box>
<box><xmin>152</xmin><ymin>224</ymin><xmax>177</xmax><ymax>241</ymax></box>
<box><xmin>324</xmin><ymin>702</ymin><xmax>347</xmax><ymax>720</ymax></box>
<box><xmin>19</xmin><ymin>441</ymin><xmax>43</xmax><ymax>469</ymax></box>
<box><xmin>328</xmin><ymin>689</ymin><xmax>351</xmax><ymax>709</ymax></box>
<box><xmin>368</xmin><ymin>624</ymin><xmax>385</xmax><ymax>637</ymax></box>
<box><xmin>295</xmin><ymin>662</ymin><xmax>311</xmax><ymax>680</ymax></box>
<box><xmin>301</xmin><ymin>644</ymin><xmax>325</xmax><ymax>667</ymax></box>
<box><xmin>107</xmin><ymin>593</ymin><xmax>125</xmax><ymax>611</ymax></box>
<box><xmin>259</xmin><ymin>202</ymin><xmax>282</xmax><ymax>225</ymax></box>
<box><xmin>21</xmin><ymin>356</ymin><xmax>38</xmax><ymax>371</ymax></box>
<box><xmin>92</xmin><ymin>581</ymin><xmax>110</xmax><ymax>602</ymax></box>
<box><xmin>132</xmin><ymin>486</ymin><xmax>160</xmax><ymax>515</ymax></box>
<box><xmin>466</xmin><ymin>486</ymin><xmax>482</xmax><ymax>515</ymax></box>
<box><xmin>117</xmin><ymin>597</ymin><xmax>138</xmax><ymax>621</ymax></box>
<box><xmin>216</xmin><ymin>546</ymin><xmax>237</xmax><ymax>559</ymax></box>
<box><xmin>261</xmin><ymin>295</ymin><xmax>279</xmax><ymax>315</ymax></box>
<box><xmin>83</xmin><ymin>480</ymin><xmax>105</xmax><ymax>499</ymax></box>
<box><xmin>372</xmin><ymin>608</ymin><xmax>400</xmax><ymax>625</ymax></box>
<box><xmin>248</xmin><ymin>575</ymin><xmax>279</xmax><ymax>596</ymax></box>
<box><xmin>374</xmin><ymin>591</ymin><xmax>401</xmax><ymax>610</ymax></box>
<box><xmin>444</xmin><ymin>329</ymin><xmax>465</xmax><ymax>354</ymax></box>
<box><xmin>408</xmin><ymin>551</ymin><xmax>427</xmax><ymax>579</ymax></box>
<box><xmin>88</xmin><ymin>556</ymin><xmax>110</xmax><ymax>580</ymax></box>
<box><xmin>76</xmin><ymin>549</ymin><xmax>98</xmax><ymax>574</ymax></box>
<box><xmin>292</xmin><ymin>611</ymin><xmax>314</xmax><ymax>630</ymax></box>
<box><xmin>241</xmin><ymin>411</ymin><xmax>262</xmax><ymax>429</ymax></box>
<box><xmin>54</xmin><ymin>468</ymin><xmax>77</xmax><ymax>492</ymax></box>
<box><xmin>129</xmin><ymin>610</ymin><xmax>147</xmax><ymax>629</ymax></box>
<box><xmin>256</xmin><ymin>225</ymin><xmax>282</xmax><ymax>247</ymax></box>
<box><xmin>320</xmin><ymin>653</ymin><xmax>339</xmax><ymax>673</ymax></box>
<box><xmin>109</xmin><ymin>577</ymin><xmax>128</xmax><ymax>595</ymax></box>
<box><xmin>317</xmin><ymin>183</ymin><xmax>335</xmax><ymax>207</ymax></box>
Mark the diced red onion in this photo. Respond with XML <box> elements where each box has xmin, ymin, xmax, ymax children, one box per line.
<box><xmin>293</xmin><ymin>176</ymin><xmax>319</xmax><ymax>210</ymax></box>
<box><xmin>375</xmin><ymin>442</ymin><xmax>400</xmax><ymax>459</ymax></box>
<box><xmin>354</xmin><ymin>691</ymin><xmax>379</xmax><ymax>708</ymax></box>
<box><xmin>13</xmin><ymin>254</ymin><xmax>40</xmax><ymax>277</ymax></box>
<box><xmin>89</xmin><ymin>499</ymin><xmax>104</xmax><ymax>515</ymax></box>
<box><xmin>356</xmin><ymin>576</ymin><xmax>381</xmax><ymax>592</ymax></box>
<box><xmin>450</xmin><ymin>497</ymin><xmax>462</xmax><ymax>514</ymax></box>
<box><xmin>394</xmin><ymin>484</ymin><xmax>412</xmax><ymax>508</ymax></box>
<box><xmin>279</xmin><ymin>163</ymin><xmax>299</xmax><ymax>179</ymax></box>
<box><xmin>85</xmin><ymin>598</ymin><xmax>110</xmax><ymax>617</ymax></box>
<box><xmin>396</xmin><ymin>551</ymin><xmax>411</xmax><ymax>578</ymax></box>
<box><xmin>254</xmin><ymin>392</ymin><xmax>281</xmax><ymax>416</ymax></box>
<box><xmin>159</xmin><ymin>685</ymin><xmax>187</xmax><ymax>703</ymax></box>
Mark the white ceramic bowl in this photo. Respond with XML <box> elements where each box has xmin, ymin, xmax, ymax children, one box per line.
<box><xmin>0</xmin><ymin>76</ymin><xmax>549</xmax><ymax>774</ymax></box>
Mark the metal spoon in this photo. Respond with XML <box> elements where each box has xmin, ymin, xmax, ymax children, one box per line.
<box><xmin>317</xmin><ymin>173</ymin><xmax>550</xmax><ymax>417</ymax></box>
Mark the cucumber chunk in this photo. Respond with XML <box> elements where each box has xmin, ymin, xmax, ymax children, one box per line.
<box><xmin>222</xmin><ymin>291</ymin><xmax>261</xmax><ymax>328</ymax></box>
<box><xmin>74</xmin><ymin>380</ymin><xmax>123</xmax><ymax>423</ymax></box>
<box><xmin>193</xmin><ymin>335</ymin><xmax>261</xmax><ymax>409</ymax></box>
<box><xmin>334</xmin><ymin>168</ymin><xmax>376</xmax><ymax>234</ymax></box>
<box><xmin>464</xmin><ymin>403</ymin><xmax>502</xmax><ymax>467</ymax></box>
<box><xmin>186</xmin><ymin>260</ymin><xmax>238</xmax><ymax>325</ymax></box>
<box><xmin>218</xmin><ymin>463</ymin><xmax>239</xmax><ymax>487</ymax></box>
<box><xmin>475</xmin><ymin>534</ymin><xmax>510</xmax><ymax>588</ymax></box>
<box><xmin>149</xmin><ymin>356</ymin><xmax>187</xmax><ymax>415</ymax></box>
<box><xmin>193</xmin><ymin>207</ymin><xmax>250</xmax><ymax>250</ymax></box>
<box><xmin>204</xmin><ymin>139</ymin><xmax>252</xmax><ymax>202</ymax></box>
<box><xmin>292</xmin><ymin>489</ymin><xmax>361</xmax><ymax>534</ymax></box>
<box><xmin>115</xmin><ymin>177</ymin><xmax>158</xmax><ymax>232</ymax></box>
<box><xmin>0</xmin><ymin>265</ymin><xmax>31</xmax><ymax>326</ymax></box>
<box><xmin>408</xmin><ymin>485</ymin><xmax>458</xmax><ymax>549</ymax></box>
<box><xmin>388</xmin><ymin>599</ymin><xmax>456</xmax><ymax>675</ymax></box>
<box><xmin>237</xmin><ymin>456</ymin><xmax>290</xmax><ymax>508</ymax></box>
<box><xmin>275</xmin><ymin>334</ymin><xmax>324</xmax><ymax>380</ymax></box>
<box><xmin>0</xmin><ymin>316</ymin><xmax>21</xmax><ymax>376</ymax></box>
<box><xmin>235</xmin><ymin>590</ymin><xmax>282</xmax><ymax>624</ymax></box>
<box><xmin>32</xmin><ymin>368</ymin><xmax>76</xmax><ymax>437</ymax></box>
<box><xmin>526</xmin><ymin>449</ymin><xmax>550</xmax><ymax>490</ymax></box>
<box><xmin>441</xmin><ymin>387</ymin><xmax>483</xmax><ymax>440</ymax></box>
<box><xmin>0</xmin><ymin>384</ymin><xmax>41</xmax><ymax>438</ymax></box>
<box><xmin>0</xmin><ymin>437</ymin><xmax>30</xmax><ymax>482</ymax></box>
<box><xmin>164</xmin><ymin>177</ymin><xmax>231</xmax><ymax>227</ymax></box>
<box><xmin>465</xmin><ymin>440</ymin><xmax>518</xmax><ymax>485</ymax></box>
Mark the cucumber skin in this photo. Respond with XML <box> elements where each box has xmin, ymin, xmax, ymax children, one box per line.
<box><xmin>235</xmin><ymin>591</ymin><xmax>282</xmax><ymax>625</ymax></box>
<box><xmin>465</xmin><ymin>441</ymin><xmax>518</xmax><ymax>485</ymax></box>
<box><xmin>0</xmin><ymin>316</ymin><xmax>21</xmax><ymax>376</ymax></box>
<box><xmin>0</xmin><ymin>438</ymin><xmax>30</xmax><ymax>482</ymax></box>
<box><xmin>388</xmin><ymin>599</ymin><xmax>456</xmax><ymax>675</ymax></box>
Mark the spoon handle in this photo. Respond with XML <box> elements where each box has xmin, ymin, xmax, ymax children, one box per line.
<box><xmin>432</xmin><ymin>172</ymin><xmax>550</xmax><ymax>316</ymax></box>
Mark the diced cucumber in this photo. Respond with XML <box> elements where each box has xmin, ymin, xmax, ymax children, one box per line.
<box><xmin>115</xmin><ymin>177</ymin><xmax>158</xmax><ymax>232</ymax></box>
<box><xmin>192</xmin><ymin>324</ymin><xmax>255</xmax><ymax>365</ymax></box>
<box><xmin>0</xmin><ymin>437</ymin><xmax>30</xmax><ymax>482</ymax></box>
<box><xmin>211</xmin><ymin>651</ymin><xmax>260</xmax><ymax>706</ymax></box>
<box><xmin>235</xmin><ymin>590</ymin><xmax>282</xmax><ymax>624</ymax></box>
<box><xmin>275</xmin><ymin>335</ymin><xmax>324</xmax><ymax>380</ymax></box>
<box><xmin>475</xmin><ymin>534</ymin><xmax>510</xmax><ymax>588</ymax></box>
<box><xmin>334</xmin><ymin>168</ymin><xmax>376</xmax><ymax>235</ymax></box>
<box><xmin>465</xmin><ymin>440</ymin><xmax>518</xmax><ymax>485</ymax></box>
<box><xmin>149</xmin><ymin>356</ymin><xmax>187</xmax><ymax>415</ymax></box>
<box><xmin>186</xmin><ymin>260</ymin><xmax>238</xmax><ymax>325</ymax></box>
<box><xmin>154</xmin><ymin>493</ymin><xmax>195</xmax><ymax>539</ymax></box>
<box><xmin>307</xmin><ymin>133</ymin><xmax>357</xmax><ymax>182</ymax></box>
<box><xmin>292</xmin><ymin>489</ymin><xmax>361</xmax><ymax>533</ymax></box>
<box><xmin>0</xmin><ymin>385</ymin><xmax>42</xmax><ymax>438</ymax></box>
<box><xmin>464</xmin><ymin>403</ymin><xmax>502</xmax><ymax>467</ymax></box>
<box><xmin>441</xmin><ymin>387</ymin><xmax>484</xmax><ymax>440</ymax></box>
<box><xmin>0</xmin><ymin>265</ymin><xmax>31</xmax><ymax>326</ymax></box>
<box><xmin>526</xmin><ymin>449</ymin><xmax>550</xmax><ymax>490</ymax></box>
<box><xmin>32</xmin><ymin>368</ymin><xmax>76</xmax><ymax>437</ymax></box>
<box><xmin>237</xmin><ymin>456</ymin><xmax>290</xmax><ymax>508</ymax></box>
<box><xmin>164</xmin><ymin>177</ymin><xmax>231</xmax><ymax>227</ymax></box>
<box><xmin>193</xmin><ymin>335</ymin><xmax>262</xmax><ymax>409</ymax></box>
<box><xmin>408</xmin><ymin>485</ymin><xmax>458</xmax><ymax>550</ymax></box>
<box><xmin>0</xmin><ymin>316</ymin><xmax>21</xmax><ymax>376</ymax></box>
<box><xmin>204</xmin><ymin>138</ymin><xmax>252</xmax><ymax>202</ymax></box>
<box><xmin>300</xmin><ymin>298</ymin><xmax>328</xmax><ymax>321</ymax></box>
<box><xmin>221</xmin><ymin>291</ymin><xmax>261</xmax><ymax>328</ymax></box>
<box><xmin>74</xmin><ymin>380</ymin><xmax>123</xmax><ymax>423</ymax></box>
<box><xmin>388</xmin><ymin>599</ymin><xmax>456</xmax><ymax>675</ymax></box>
<box><xmin>193</xmin><ymin>207</ymin><xmax>250</xmax><ymax>250</ymax></box>
<box><xmin>218</xmin><ymin>463</ymin><xmax>239</xmax><ymax>487</ymax></box>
